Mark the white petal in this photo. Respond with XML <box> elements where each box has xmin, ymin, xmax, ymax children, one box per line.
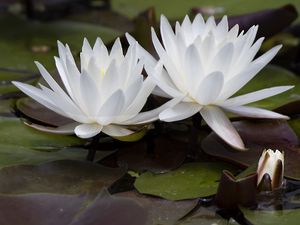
<box><xmin>102</xmin><ymin>125</ymin><xmax>134</xmax><ymax>137</ymax></box>
<box><xmin>110</xmin><ymin>38</ymin><xmax>123</xmax><ymax>61</ymax></box>
<box><xmin>151</xmin><ymin>28</ymin><xmax>182</xmax><ymax>89</ymax></box>
<box><xmin>101</xmin><ymin>59</ymin><xmax>119</xmax><ymax>98</ymax></box>
<box><xmin>146</xmin><ymin>61</ymin><xmax>182</xmax><ymax>97</ymax></box>
<box><xmin>126</xmin><ymin>33</ymin><xmax>157</xmax><ymax>69</ymax></box>
<box><xmin>13</xmin><ymin>81</ymin><xmax>65</xmax><ymax>115</ymax></box>
<box><xmin>82</xmin><ymin>38</ymin><xmax>93</xmax><ymax>56</ymax></box>
<box><xmin>215</xmin><ymin>16</ymin><xmax>228</xmax><ymax>37</ymax></box>
<box><xmin>220</xmin><ymin>86</ymin><xmax>294</xmax><ymax>107</ymax></box>
<box><xmin>222</xmin><ymin>105</ymin><xmax>289</xmax><ymax>119</ymax></box>
<box><xmin>212</xmin><ymin>43</ymin><xmax>234</xmax><ymax>74</ymax></box>
<box><xmin>195</xmin><ymin>71</ymin><xmax>224</xmax><ymax>105</ymax></box>
<box><xmin>184</xmin><ymin>44</ymin><xmax>203</xmax><ymax>93</ymax></box>
<box><xmin>192</xmin><ymin>14</ymin><xmax>205</xmax><ymax>34</ymax></box>
<box><xmin>200</xmin><ymin>106</ymin><xmax>245</xmax><ymax>150</ymax></box>
<box><xmin>26</xmin><ymin>122</ymin><xmax>79</xmax><ymax>135</ymax></box>
<box><xmin>159</xmin><ymin>102</ymin><xmax>202</xmax><ymax>122</ymax></box>
<box><xmin>121</xmin><ymin>96</ymin><xmax>184</xmax><ymax>125</ymax></box>
<box><xmin>35</xmin><ymin>61</ymin><xmax>67</xmax><ymax>97</ymax></box>
<box><xmin>80</xmin><ymin>70</ymin><xmax>101</xmax><ymax>115</ymax></box>
<box><xmin>220</xmin><ymin>45</ymin><xmax>282</xmax><ymax>99</ymax></box>
<box><xmin>123</xmin><ymin>77</ymin><xmax>156</xmax><ymax>118</ymax></box>
<box><xmin>97</xmin><ymin>90</ymin><xmax>125</xmax><ymax>125</ymax></box>
<box><xmin>160</xmin><ymin>15</ymin><xmax>176</xmax><ymax>56</ymax></box>
<box><xmin>74</xmin><ymin>123</ymin><xmax>103</xmax><ymax>138</ymax></box>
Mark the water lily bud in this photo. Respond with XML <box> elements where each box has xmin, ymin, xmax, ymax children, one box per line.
<box><xmin>257</xmin><ymin>149</ymin><xmax>284</xmax><ymax>191</ymax></box>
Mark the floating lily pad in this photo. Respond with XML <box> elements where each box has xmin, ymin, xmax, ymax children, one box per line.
<box><xmin>0</xmin><ymin>117</ymin><xmax>87</xmax><ymax>168</ymax></box>
<box><xmin>236</xmin><ymin>65</ymin><xmax>300</xmax><ymax>111</ymax></box>
<box><xmin>0</xmin><ymin>117</ymin><xmax>83</xmax><ymax>148</ymax></box>
<box><xmin>134</xmin><ymin>162</ymin><xmax>237</xmax><ymax>200</ymax></box>
<box><xmin>0</xmin><ymin>99</ymin><xmax>16</xmax><ymax>116</ymax></box>
<box><xmin>0</xmin><ymin>190</ymin><xmax>147</xmax><ymax>225</ymax></box>
<box><xmin>0</xmin><ymin>160</ymin><xmax>125</xmax><ymax>194</ymax></box>
<box><xmin>241</xmin><ymin>207</ymin><xmax>300</xmax><ymax>225</ymax></box>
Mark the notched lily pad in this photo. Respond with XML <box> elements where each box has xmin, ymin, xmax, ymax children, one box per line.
<box><xmin>134</xmin><ymin>162</ymin><xmax>237</xmax><ymax>200</ymax></box>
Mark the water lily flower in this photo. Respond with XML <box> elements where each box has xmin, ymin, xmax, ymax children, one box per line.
<box><xmin>127</xmin><ymin>14</ymin><xmax>293</xmax><ymax>150</ymax></box>
<box><xmin>13</xmin><ymin>38</ymin><xmax>171</xmax><ymax>139</ymax></box>
<box><xmin>257</xmin><ymin>149</ymin><xmax>284</xmax><ymax>191</ymax></box>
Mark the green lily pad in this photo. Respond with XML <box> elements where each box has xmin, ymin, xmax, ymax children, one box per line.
<box><xmin>0</xmin><ymin>117</ymin><xmax>87</xmax><ymax>168</ymax></box>
<box><xmin>236</xmin><ymin>65</ymin><xmax>300</xmax><ymax>110</ymax></box>
<box><xmin>0</xmin><ymin>117</ymin><xmax>83</xmax><ymax>148</ymax></box>
<box><xmin>134</xmin><ymin>162</ymin><xmax>237</xmax><ymax>200</ymax></box>
<box><xmin>0</xmin><ymin>160</ymin><xmax>125</xmax><ymax>194</ymax></box>
<box><xmin>0</xmin><ymin>14</ymin><xmax>121</xmax><ymax>71</ymax></box>
<box><xmin>241</xmin><ymin>207</ymin><xmax>300</xmax><ymax>225</ymax></box>
<box><xmin>0</xmin><ymin>99</ymin><xmax>16</xmax><ymax>115</ymax></box>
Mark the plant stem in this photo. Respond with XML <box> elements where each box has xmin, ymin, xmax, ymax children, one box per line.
<box><xmin>86</xmin><ymin>133</ymin><xmax>101</xmax><ymax>161</ymax></box>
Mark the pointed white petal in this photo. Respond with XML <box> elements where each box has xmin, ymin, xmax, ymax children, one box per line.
<box><xmin>212</xmin><ymin>43</ymin><xmax>234</xmax><ymax>74</ymax></box>
<box><xmin>195</xmin><ymin>71</ymin><xmax>224</xmax><ymax>105</ymax></box>
<box><xmin>159</xmin><ymin>102</ymin><xmax>201</xmax><ymax>122</ymax></box>
<box><xmin>192</xmin><ymin>14</ymin><xmax>205</xmax><ymax>33</ymax></box>
<box><xmin>123</xmin><ymin>77</ymin><xmax>156</xmax><ymax>118</ymax></box>
<box><xmin>102</xmin><ymin>125</ymin><xmax>134</xmax><ymax>137</ymax></box>
<box><xmin>146</xmin><ymin>61</ymin><xmax>182</xmax><ymax>97</ymax></box>
<box><xmin>80</xmin><ymin>70</ymin><xmax>101</xmax><ymax>115</ymax></box>
<box><xmin>12</xmin><ymin>81</ymin><xmax>67</xmax><ymax>117</ymax></box>
<box><xmin>220</xmin><ymin>86</ymin><xmax>294</xmax><ymax>107</ymax></box>
<box><xmin>74</xmin><ymin>123</ymin><xmax>103</xmax><ymax>138</ymax></box>
<box><xmin>82</xmin><ymin>38</ymin><xmax>93</xmax><ymax>55</ymax></box>
<box><xmin>110</xmin><ymin>37</ymin><xmax>123</xmax><ymax>60</ymax></box>
<box><xmin>221</xmin><ymin>45</ymin><xmax>282</xmax><ymax>99</ymax></box>
<box><xmin>184</xmin><ymin>44</ymin><xmax>203</xmax><ymax>93</ymax></box>
<box><xmin>200</xmin><ymin>106</ymin><xmax>245</xmax><ymax>150</ymax></box>
<box><xmin>35</xmin><ymin>61</ymin><xmax>66</xmax><ymax>97</ymax></box>
<box><xmin>26</xmin><ymin>122</ymin><xmax>79</xmax><ymax>135</ymax></box>
<box><xmin>97</xmin><ymin>90</ymin><xmax>125</xmax><ymax>125</ymax></box>
<box><xmin>121</xmin><ymin>96</ymin><xmax>184</xmax><ymax>125</ymax></box>
<box><xmin>222</xmin><ymin>105</ymin><xmax>289</xmax><ymax>119</ymax></box>
<box><xmin>101</xmin><ymin>59</ymin><xmax>119</xmax><ymax>97</ymax></box>
<box><xmin>160</xmin><ymin>15</ymin><xmax>176</xmax><ymax>56</ymax></box>
<box><xmin>126</xmin><ymin>32</ymin><xmax>157</xmax><ymax>69</ymax></box>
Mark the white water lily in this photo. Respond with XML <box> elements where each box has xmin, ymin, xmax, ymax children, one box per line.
<box><xmin>257</xmin><ymin>149</ymin><xmax>284</xmax><ymax>191</ymax></box>
<box><xmin>13</xmin><ymin>38</ymin><xmax>169</xmax><ymax>139</ymax></box>
<box><xmin>127</xmin><ymin>14</ymin><xmax>293</xmax><ymax>150</ymax></box>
